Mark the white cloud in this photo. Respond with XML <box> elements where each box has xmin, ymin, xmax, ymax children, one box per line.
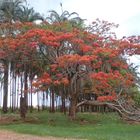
<box><xmin>63</xmin><ymin>0</ymin><xmax>140</xmax><ymax>23</ymax></box>
<box><xmin>27</xmin><ymin>0</ymin><xmax>62</xmax><ymax>16</ymax></box>
<box><xmin>27</xmin><ymin>0</ymin><xmax>140</xmax><ymax>37</ymax></box>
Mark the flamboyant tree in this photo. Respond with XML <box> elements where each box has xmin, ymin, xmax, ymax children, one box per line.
<box><xmin>11</xmin><ymin>22</ymin><xmax>139</xmax><ymax>120</ymax></box>
<box><xmin>0</xmin><ymin>18</ymin><xmax>140</xmax><ymax>120</ymax></box>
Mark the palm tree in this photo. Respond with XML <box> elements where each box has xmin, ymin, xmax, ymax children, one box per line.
<box><xmin>17</xmin><ymin>6</ymin><xmax>44</xmax><ymax>22</ymax></box>
<box><xmin>0</xmin><ymin>0</ymin><xmax>43</xmax><ymax>23</ymax></box>
<box><xmin>0</xmin><ymin>0</ymin><xmax>26</xmax><ymax>23</ymax></box>
<box><xmin>46</xmin><ymin>4</ymin><xmax>84</xmax><ymax>28</ymax></box>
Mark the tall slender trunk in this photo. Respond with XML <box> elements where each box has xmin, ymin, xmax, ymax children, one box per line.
<box><xmin>2</xmin><ymin>61</ymin><xmax>9</xmax><ymax>113</ymax></box>
<box><xmin>12</xmin><ymin>76</ymin><xmax>14</xmax><ymax>112</ymax></box>
<box><xmin>14</xmin><ymin>76</ymin><xmax>17</xmax><ymax>110</ymax></box>
<box><xmin>20</xmin><ymin>74</ymin><xmax>27</xmax><ymax>119</ymax></box>
<box><xmin>46</xmin><ymin>90</ymin><xmax>48</xmax><ymax>108</ymax></box>
<box><xmin>42</xmin><ymin>91</ymin><xmax>45</xmax><ymax>110</ymax></box>
<box><xmin>49</xmin><ymin>90</ymin><xmax>52</xmax><ymax>112</ymax></box>
<box><xmin>16</xmin><ymin>76</ymin><xmax>20</xmax><ymax>108</ymax></box>
<box><xmin>37</xmin><ymin>92</ymin><xmax>40</xmax><ymax>112</ymax></box>
<box><xmin>61</xmin><ymin>96</ymin><xmax>66</xmax><ymax>114</ymax></box>
<box><xmin>24</xmin><ymin>71</ymin><xmax>28</xmax><ymax>108</ymax></box>
<box><xmin>0</xmin><ymin>84</ymin><xmax>2</xmax><ymax>108</ymax></box>
<box><xmin>49</xmin><ymin>89</ymin><xmax>55</xmax><ymax>113</ymax></box>
<box><xmin>10</xmin><ymin>77</ymin><xmax>12</xmax><ymax>111</ymax></box>
<box><xmin>51</xmin><ymin>89</ymin><xmax>55</xmax><ymax>113</ymax></box>
<box><xmin>30</xmin><ymin>79</ymin><xmax>33</xmax><ymax>112</ymax></box>
<box><xmin>12</xmin><ymin>75</ymin><xmax>16</xmax><ymax>112</ymax></box>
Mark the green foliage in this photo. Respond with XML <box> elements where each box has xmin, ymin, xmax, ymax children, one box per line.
<box><xmin>0</xmin><ymin>112</ymin><xmax>140</xmax><ymax>140</ymax></box>
<box><xmin>131</xmin><ymin>87</ymin><xmax>140</xmax><ymax>106</ymax></box>
<box><xmin>120</xmin><ymin>69</ymin><xmax>127</xmax><ymax>76</ymax></box>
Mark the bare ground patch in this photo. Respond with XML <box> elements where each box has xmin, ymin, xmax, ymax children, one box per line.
<box><xmin>0</xmin><ymin>130</ymin><xmax>83</xmax><ymax>140</ymax></box>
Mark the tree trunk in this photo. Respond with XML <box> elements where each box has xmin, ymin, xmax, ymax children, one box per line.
<box><xmin>16</xmin><ymin>76</ymin><xmax>20</xmax><ymax>108</ymax></box>
<box><xmin>30</xmin><ymin>79</ymin><xmax>33</xmax><ymax>113</ymax></box>
<box><xmin>20</xmin><ymin>97</ymin><xmax>27</xmax><ymax>119</ymax></box>
<box><xmin>24</xmin><ymin>71</ymin><xmax>28</xmax><ymax>108</ymax></box>
<box><xmin>2</xmin><ymin>62</ymin><xmax>9</xmax><ymax>113</ymax></box>
<box><xmin>50</xmin><ymin>89</ymin><xmax>55</xmax><ymax>113</ymax></box>
<box><xmin>42</xmin><ymin>91</ymin><xmax>45</xmax><ymax>110</ymax></box>
<box><xmin>20</xmin><ymin>72</ymin><xmax>28</xmax><ymax>118</ymax></box>
<box><xmin>37</xmin><ymin>92</ymin><xmax>40</xmax><ymax>112</ymax></box>
<box><xmin>69</xmin><ymin>95</ymin><xmax>77</xmax><ymax>120</ymax></box>
<box><xmin>61</xmin><ymin>96</ymin><xmax>66</xmax><ymax>114</ymax></box>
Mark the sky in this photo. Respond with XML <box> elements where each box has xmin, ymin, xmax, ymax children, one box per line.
<box><xmin>27</xmin><ymin>0</ymin><xmax>140</xmax><ymax>38</ymax></box>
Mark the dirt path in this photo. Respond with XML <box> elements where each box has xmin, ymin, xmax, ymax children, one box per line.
<box><xmin>0</xmin><ymin>130</ymin><xmax>81</xmax><ymax>140</ymax></box>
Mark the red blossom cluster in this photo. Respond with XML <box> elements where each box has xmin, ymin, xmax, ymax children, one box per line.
<box><xmin>97</xmin><ymin>95</ymin><xmax>116</xmax><ymax>102</ymax></box>
<box><xmin>56</xmin><ymin>54</ymin><xmax>94</xmax><ymax>68</ymax></box>
<box><xmin>90</xmin><ymin>71</ymin><xmax>134</xmax><ymax>101</ymax></box>
<box><xmin>0</xmin><ymin>22</ymin><xmax>139</xmax><ymax>102</ymax></box>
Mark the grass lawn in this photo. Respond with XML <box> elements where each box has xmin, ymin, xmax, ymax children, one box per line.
<box><xmin>0</xmin><ymin>111</ymin><xmax>140</xmax><ymax>140</ymax></box>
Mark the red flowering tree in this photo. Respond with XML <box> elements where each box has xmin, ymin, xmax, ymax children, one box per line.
<box><xmin>14</xmin><ymin>22</ymin><xmax>139</xmax><ymax>120</ymax></box>
<box><xmin>2</xmin><ymin>21</ymin><xmax>140</xmax><ymax>120</ymax></box>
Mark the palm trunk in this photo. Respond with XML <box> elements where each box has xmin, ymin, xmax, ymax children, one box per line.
<box><xmin>61</xmin><ymin>96</ymin><xmax>66</xmax><ymax>114</ymax></box>
<box><xmin>2</xmin><ymin>61</ymin><xmax>9</xmax><ymax>113</ymax></box>
<box><xmin>20</xmin><ymin>74</ymin><xmax>27</xmax><ymax>118</ymax></box>
<box><xmin>24</xmin><ymin>71</ymin><xmax>28</xmax><ymax>108</ymax></box>
<box><xmin>42</xmin><ymin>91</ymin><xmax>45</xmax><ymax>110</ymax></box>
<box><xmin>50</xmin><ymin>89</ymin><xmax>55</xmax><ymax>113</ymax></box>
<box><xmin>30</xmin><ymin>79</ymin><xmax>33</xmax><ymax>112</ymax></box>
<box><xmin>16</xmin><ymin>76</ymin><xmax>20</xmax><ymax>108</ymax></box>
<box><xmin>37</xmin><ymin>92</ymin><xmax>40</xmax><ymax>112</ymax></box>
<box><xmin>51</xmin><ymin>89</ymin><xmax>55</xmax><ymax>112</ymax></box>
